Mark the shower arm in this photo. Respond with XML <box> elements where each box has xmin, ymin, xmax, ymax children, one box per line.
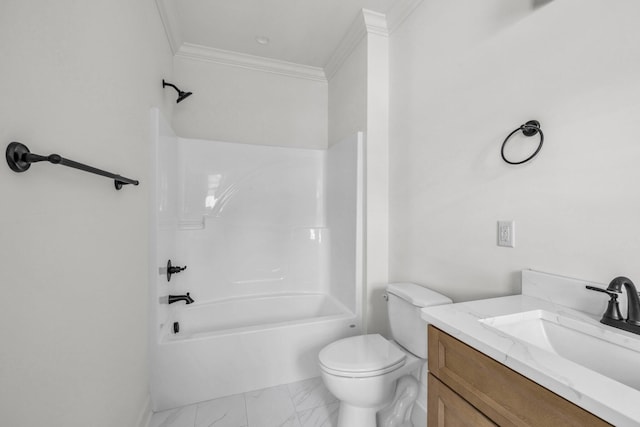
<box><xmin>162</xmin><ymin>81</ymin><xmax>179</xmax><ymax>92</ymax></box>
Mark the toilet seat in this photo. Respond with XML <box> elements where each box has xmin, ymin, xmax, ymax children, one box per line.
<box><xmin>318</xmin><ymin>334</ymin><xmax>407</xmax><ymax>378</ymax></box>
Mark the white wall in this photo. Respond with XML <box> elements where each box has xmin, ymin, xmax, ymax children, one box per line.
<box><xmin>172</xmin><ymin>56</ymin><xmax>328</xmax><ymax>149</ymax></box>
<box><xmin>389</xmin><ymin>0</ymin><xmax>640</xmax><ymax>302</ymax></box>
<box><xmin>328</xmin><ymin>39</ymin><xmax>367</xmax><ymax>147</ymax></box>
<box><xmin>0</xmin><ymin>1</ymin><xmax>173</xmax><ymax>426</ymax></box>
<box><xmin>364</xmin><ymin>29</ymin><xmax>391</xmax><ymax>335</ymax></box>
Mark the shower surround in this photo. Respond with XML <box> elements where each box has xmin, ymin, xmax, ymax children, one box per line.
<box><xmin>149</xmin><ymin>109</ymin><xmax>363</xmax><ymax>410</ymax></box>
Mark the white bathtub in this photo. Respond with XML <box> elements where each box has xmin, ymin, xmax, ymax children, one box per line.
<box><xmin>150</xmin><ymin>293</ymin><xmax>359</xmax><ymax>411</ymax></box>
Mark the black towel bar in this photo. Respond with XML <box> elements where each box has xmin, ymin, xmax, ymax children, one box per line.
<box><xmin>5</xmin><ymin>141</ymin><xmax>139</xmax><ymax>190</ymax></box>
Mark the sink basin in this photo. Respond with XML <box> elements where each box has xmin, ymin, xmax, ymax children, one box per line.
<box><xmin>480</xmin><ymin>310</ymin><xmax>640</xmax><ymax>391</ymax></box>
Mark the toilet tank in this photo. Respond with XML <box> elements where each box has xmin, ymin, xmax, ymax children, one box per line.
<box><xmin>387</xmin><ymin>282</ymin><xmax>452</xmax><ymax>358</ymax></box>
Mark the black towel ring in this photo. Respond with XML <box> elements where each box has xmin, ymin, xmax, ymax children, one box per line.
<box><xmin>501</xmin><ymin>120</ymin><xmax>544</xmax><ymax>165</ymax></box>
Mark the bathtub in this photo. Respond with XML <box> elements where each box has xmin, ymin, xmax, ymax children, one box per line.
<box><xmin>150</xmin><ymin>293</ymin><xmax>360</xmax><ymax>411</ymax></box>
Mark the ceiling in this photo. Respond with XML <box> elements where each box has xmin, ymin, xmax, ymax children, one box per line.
<box><xmin>157</xmin><ymin>0</ymin><xmax>414</xmax><ymax>68</ymax></box>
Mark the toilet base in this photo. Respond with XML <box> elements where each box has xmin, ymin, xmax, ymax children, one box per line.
<box><xmin>337</xmin><ymin>402</ymin><xmax>378</xmax><ymax>427</ymax></box>
<box><xmin>377</xmin><ymin>375</ymin><xmax>419</xmax><ymax>427</ymax></box>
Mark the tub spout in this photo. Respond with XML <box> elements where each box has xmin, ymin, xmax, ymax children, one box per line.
<box><xmin>168</xmin><ymin>292</ymin><xmax>194</xmax><ymax>305</ymax></box>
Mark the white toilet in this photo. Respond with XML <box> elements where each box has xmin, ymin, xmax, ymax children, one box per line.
<box><xmin>318</xmin><ymin>283</ymin><xmax>452</xmax><ymax>427</ymax></box>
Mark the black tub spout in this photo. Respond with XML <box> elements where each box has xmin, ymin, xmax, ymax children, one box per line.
<box><xmin>168</xmin><ymin>293</ymin><xmax>194</xmax><ymax>305</ymax></box>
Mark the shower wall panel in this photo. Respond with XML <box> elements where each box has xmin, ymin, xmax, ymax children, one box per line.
<box><xmin>326</xmin><ymin>132</ymin><xmax>363</xmax><ymax>314</ymax></box>
<box><xmin>151</xmin><ymin>109</ymin><xmax>180</xmax><ymax>342</ymax></box>
<box><xmin>174</xmin><ymin>139</ymin><xmax>328</xmax><ymax>302</ymax></box>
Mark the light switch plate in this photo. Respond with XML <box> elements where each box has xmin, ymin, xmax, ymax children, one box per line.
<box><xmin>497</xmin><ymin>220</ymin><xmax>515</xmax><ymax>248</ymax></box>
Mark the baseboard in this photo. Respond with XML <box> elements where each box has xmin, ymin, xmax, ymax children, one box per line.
<box><xmin>137</xmin><ymin>395</ymin><xmax>153</xmax><ymax>427</ymax></box>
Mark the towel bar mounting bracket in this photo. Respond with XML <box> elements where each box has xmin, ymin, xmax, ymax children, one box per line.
<box><xmin>5</xmin><ymin>141</ymin><xmax>31</xmax><ymax>172</ymax></box>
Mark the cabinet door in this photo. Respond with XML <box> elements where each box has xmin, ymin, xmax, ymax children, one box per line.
<box><xmin>428</xmin><ymin>325</ymin><xmax>611</xmax><ymax>427</ymax></box>
<box><xmin>428</xmin><ymin>374</ymin><xmax>497</xmax><ymax>427</ymax></box>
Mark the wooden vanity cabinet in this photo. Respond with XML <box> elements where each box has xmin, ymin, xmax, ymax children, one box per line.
<box><xmin>427</xmin><ymin>325</ymin><xmax>611</xmax><ymax>427</ymax></box>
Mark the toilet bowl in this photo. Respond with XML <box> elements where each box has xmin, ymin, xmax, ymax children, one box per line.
<box><xmin>319</xmin><ymin>334</ymin><xmax>422</xmax><ymax>426</ymax></box>
<box><xmin>318</xmin><ymin>283</ymin><xmax>452</xmax><ymax>427</ymax></box>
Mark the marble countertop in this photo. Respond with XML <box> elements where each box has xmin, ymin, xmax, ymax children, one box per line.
<box><xmin>421</xmin><ymin>270</ymin><xmax>640</xmax><ymax>427</ymax></box>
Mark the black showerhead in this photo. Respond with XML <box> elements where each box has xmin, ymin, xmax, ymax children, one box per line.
<box><xmin>176</xmin><ymin>91</ymin><xmax>192</xmax><ymax>103</ymax></box>
<box><xmin>162</xmin><ymin>79</ymin><xmax>193</xmax><ymax>104</ymax></box>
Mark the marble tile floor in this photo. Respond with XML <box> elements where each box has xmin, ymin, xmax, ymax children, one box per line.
<box><xmin>150</xmin><ymin>377</ymin><xmax>339</xmax><ymax>427</ymax></box>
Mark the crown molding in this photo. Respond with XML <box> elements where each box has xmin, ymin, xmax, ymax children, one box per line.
<box><xmin>324</xmin><ymin>13</ymin><xmax>367</xmax><ymax>81</ymax></box>
<box><xmin>362</xmin><ymin>9</ymin><xmax>389</xmax><ymax>37</ymax></box>
<box><xmin>324</xmin><ymin>8</ymin><xmax>389</xmax><ymax>80</ymax></box>
<box><xmin>386</xmin><ymin>0</ymin><xmax>424</xmax><ymax>33</ymax></box>
<box><xmin>176</xmin><ymin>43</ymin><xmax>327</xmax><ymax>82</ymax></box>
<box><xmin>155</xmin><ymin>0</ymin><xmax>182</xmax><ymax>54</ymax></box>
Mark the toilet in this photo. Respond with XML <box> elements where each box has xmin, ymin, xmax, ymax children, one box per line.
<box><xmin>318</xmin><ymin>283</ymin><xmax>452</xmax><ymax>427</ymax></box>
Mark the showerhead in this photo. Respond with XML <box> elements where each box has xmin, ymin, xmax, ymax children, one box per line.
<box><xmin>177</xmin><ymin>91</ymin><xmax>192</xmax><ymax>103</ymax></box>
<box><xmin>162</xmin><ymin>79</ymin><xmax>193</xmax><ymax>104</ymax></box>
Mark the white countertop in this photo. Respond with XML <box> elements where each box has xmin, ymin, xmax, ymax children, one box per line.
<box><xmin>422</xmin><ymin>271</ymin><xmax>640</xmax><ymax>427</ymax></box>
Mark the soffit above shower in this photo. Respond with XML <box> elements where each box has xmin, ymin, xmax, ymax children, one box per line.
<box><xmin>156</xmin><ymin>0</ymin><xmax>422</xmax><ymax>73</ymax></box>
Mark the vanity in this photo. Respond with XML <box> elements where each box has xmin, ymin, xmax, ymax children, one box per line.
<box><xmin>428</xmin><ymin>326</ymin><xmax>609</xmax><ymax>426</ymax></box>
<box><xmin>422</xmin><ymin>270</ymin><xmax>640</xmax><ymax>427</ymax></box>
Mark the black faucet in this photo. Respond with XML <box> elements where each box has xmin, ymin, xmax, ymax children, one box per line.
<box><xmin>587</xmin><ymin>276</ymin><xmax>640</xmax><ymax>335</ymax></box>
<box><xmin>168</xmin><ymin>292</ymin><xmax>194</xmax><ymax>305</ymax></box>
<box><xmin>606</xmin><ymin>277</ymin><xmax>640</xmax><ymax>326</ymax></box>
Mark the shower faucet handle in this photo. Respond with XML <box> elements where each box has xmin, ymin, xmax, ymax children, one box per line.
<box><xmin>167</xmin><ymin>259</ymin><xmax>187</xmax><ymax>282</ymax></box>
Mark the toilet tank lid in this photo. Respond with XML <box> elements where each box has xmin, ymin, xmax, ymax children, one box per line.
<box><xmin>387</xmin><ymin>282</ymin><xmax>452</xmax><ymax>307</ymax></box>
